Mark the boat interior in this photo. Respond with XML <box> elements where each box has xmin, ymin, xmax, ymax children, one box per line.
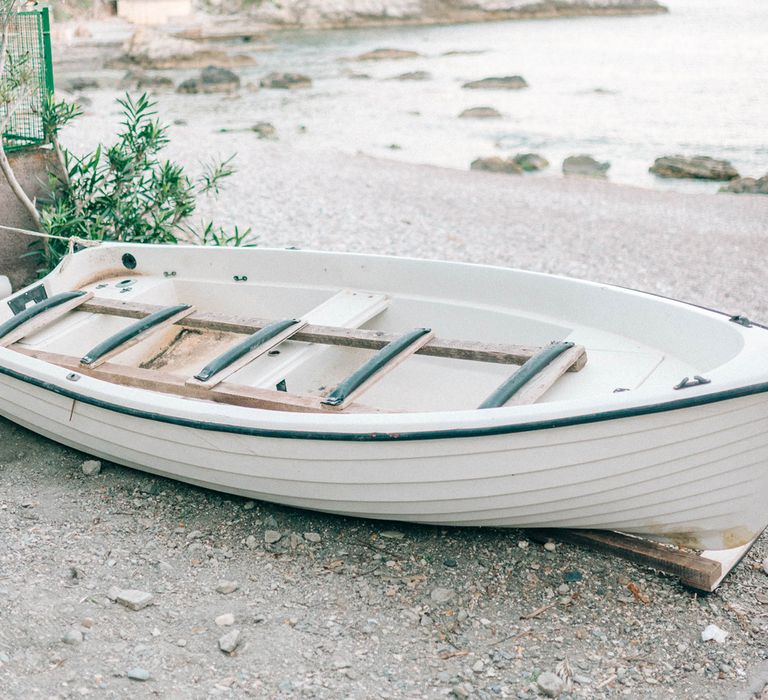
<box><xmin>0</xmin><ymin>253</ymin><xmax>735</xmax><ymax>414</ymax></box>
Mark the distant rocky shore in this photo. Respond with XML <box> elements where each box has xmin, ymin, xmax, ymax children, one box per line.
<box><xmin>202</xmin><ymin>0</ymin><xmax>668</xmax><ymax>29</ymax></box>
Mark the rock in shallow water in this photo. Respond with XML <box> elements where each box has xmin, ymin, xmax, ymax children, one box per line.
<box><xmin>260</xmin><ymin>72</ymin><xmax>312</xmax><ymax>89</ymax></box>
<box><xmin>356</xmin><ymin>48</ymin><xmax>421</xmax><ymax>61</ymax></box>
<box><xmin>513</xmin><ymin>153</ymin><xmax>549</xmax><ymax>171</ymax></box>
<box><xmin>563</xmin><ymin>154</ymin><xmax>610</xmax><ymax>178</ymax></box>
<box><xmin>719</xmin><ymin>174</ymin><xmax>768</xmax><ymax>194</ymax></box>
<box><xmin>459</xmin><ymin>106</ymin><xmax>501</xmax><ymax>119</ymax></box>
<box><xmin>463</xmin><ymin>75</ymin><xmax>528</xmax><ymax>90</ymax></box>
<box><xmin>393</xmin><ymin>70</ymin><xmax>431</xmax><ymax>81</ymax></box>
<box><xmin>470</xmin><ymin>156</ymin><xmax>523</xmax><ymax>174</ymax></box>
<box><xmin>649</xmin><ymin>155</ymin><xmax>739</xmax><ymax>180</ymax></box>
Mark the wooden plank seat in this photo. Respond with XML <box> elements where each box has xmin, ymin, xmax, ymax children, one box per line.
<box><xmin>4</xmin><ymin>289</ymin><xmax>588</xmax><ymax>413</ymax></box>
<box><xmin>12</xmin><ymin>346</ymin><xmax>389</xmax><ymax>414</ymax></box>
<box><xmin>188</xmin><ymin>318</ymin><xmax>308</xmax><ymax>389</ymax></box>
<box><xmin>0</xmin><ymin>291</ymin><xmax>94</xmax><ymax>348</ymax></box>
<box><xmin>80</xmin><ymin>297</ymin><xmax>588</xmax><ymax>372</ymax></box>
<box><xmin>322</xmin><ymin>328</ymin><xmax>435</xmax><ymax>409</ymax></box>
<box><xmin>479</xmin><ymin>341</ymin><xmax>585</xmax><ymax>409</ymax></box>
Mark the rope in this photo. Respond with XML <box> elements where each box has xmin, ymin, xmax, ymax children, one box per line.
<box><xmin>0</xmin><ymin>223</ymin><xmax>102</xmax><ymax>255</ymax></box>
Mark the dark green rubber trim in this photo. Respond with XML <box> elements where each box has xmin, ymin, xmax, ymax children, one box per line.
<box><xmin>478</xmin><ymin>341</ymin><xmax>575</xmax><ymax>409</ymax></box>
<box><xmin>195</xmin><ymin>318</ymin><xmax>299</xmax><ymax>382</ymax></box>
<box><xmin>322</xmin><ymin>327</ymin><xmax>432</xmax><ymax>406</ymax></box>
<box><xmin>0</xmin><ymin>291</ymin><xmax>86</xmax><ymax>340</ymax></box>
<box><xmin>0</xmin><ymin>364</ymin><xmax>766</xmax><ymax>442</ymax></box>
<box><xmin>81</xmin><ymin>304</ymin><xmax>190</xmax><ymax>366</ymax></box>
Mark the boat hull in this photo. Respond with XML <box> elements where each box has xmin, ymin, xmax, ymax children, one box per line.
<box><xmin>1</xmin><ymin>368</ymin><xmax>766</xmax><ymax>551</ymax></box>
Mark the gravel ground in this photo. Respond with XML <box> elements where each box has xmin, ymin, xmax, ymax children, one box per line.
<box><xmin>2</xmin><ymin>90</ymin><xmax>768</xmax><ymax>699</ymax></box>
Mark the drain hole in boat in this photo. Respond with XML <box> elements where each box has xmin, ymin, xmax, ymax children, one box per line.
<box><xmin>268</xmin><ymin>350</ymin><xmax>280</xmax><ymax>356</ymax></box>
<box><xmin>122</xmin><ymin>254</ymin><xmax>137</xmax><ymax>270</ymax></box>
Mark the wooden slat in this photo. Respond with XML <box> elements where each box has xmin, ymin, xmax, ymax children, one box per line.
<box><xmin>527</xmin><ymin>529</ymin><xmax>722</xmax><ymax>593</ymax></box>
<box><xmin>187</xmin><ymin>320</ymin><xmax>309</xmax><ymax>390</ymax></box>
<box><xmin>0</xmin><ymin>291</ymin><xmax>94</xmax><ymax>348</ymax></box>
<box><xmin>500</xmin><ymin>345</ymin><xmax>586</xmax><ymax>407</ymax></box>
<box><xmin>12</xmin><ymin>347</ymin><xmax>388</xmax><ymax>414</ymax></box>
<box><xmin>322</xmin><ymin>329</ymin><xmax>435</xmax><ymax>410</ymax></box>
<box><xmin>81</xmin><ymin>306</ymin><xmax>196</xmax><ymax>369</ymax></box>
<box><xmin>80</xmin><ymin>298</ymin><xmax>586</xmax><ymax>371</ymax></box>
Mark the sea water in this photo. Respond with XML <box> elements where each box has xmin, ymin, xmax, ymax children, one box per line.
<box><xmin>172</xmin><ymin>0</ymin><xmax>768</xmax><ymax>192</ymax></box>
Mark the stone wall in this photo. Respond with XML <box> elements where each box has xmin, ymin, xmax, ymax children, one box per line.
<box><xmin>0</xmin><ymin>148</ymin><xmax>59</xmax><ymax>292</ymax></box>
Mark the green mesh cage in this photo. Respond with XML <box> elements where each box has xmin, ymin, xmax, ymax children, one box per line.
<box><xmin>1</xmin><ymin>8</ymin><xmax>54</xmax><ymax>152</ymax></box>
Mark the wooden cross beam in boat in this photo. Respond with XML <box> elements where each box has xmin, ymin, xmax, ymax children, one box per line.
<box><xmin>79</xmin><ymin>297</ymin><xmax>588</xmax><ymax>372</ymax></box>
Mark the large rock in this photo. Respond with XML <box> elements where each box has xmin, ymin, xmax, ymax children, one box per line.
<box><xmin>513</xmin><ymin>153</ymin><xmax>549</xmax><ymax>171</ymax></box>
<box><xmin>459</xmin><ymin>106</ymin><xmax>501</xmax><ymax>119</ymax></box>
<box><xmin>119</xmin><ymin>69</ymin><xmax>174</xmax><ymax>90</ymax></box>
<box><xmin>109</xmin><ymin>28</ymin><xmax>254</xmax><ymax>70</ymax></box>
<box><xmin>563</xmin><ymin>154</ymin><xmax>610</xmax><ymax>178</ymax></box>
<box><xmin>463</xmin><ymin>76</ymin><xmax>528</xmax><ymax>90</ymax></box>
<box><xmin>356</xmin><ymin>48</ymin><xmax>421</xmax><ymax>61</ymax></box>
<box><xmin>178</xmin><ymin>66</ymin><xmax>241</xmax><ymax>95</ymax></box>
<box><xmin>719</xmin><ymin>174</ymin><xmax>768</xmax><ymax>195</ymax></box>
<box><xmin>260</xmin><ymin>72</ymin><xmax>312</xmax><ymax>89</ymax></box>
<box><xmin>650</xmin><ymin>155</ymin><xmax>739</xmax><ymax>180</ymax></box>
<box><xmin>470</xmin><ymin>157</ymin><xmax>523</xmax><ymax>174</ymax></box>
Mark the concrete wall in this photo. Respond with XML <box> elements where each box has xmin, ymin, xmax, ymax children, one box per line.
<box><xmin>117</xmin><ymin>0</ymin><xmax>193</xmax><ymax>25</ymax></box>
<box><xmin>0</xmin><ymin>148</ymin><xmax>59</xmax><ymax>292</ymax></box>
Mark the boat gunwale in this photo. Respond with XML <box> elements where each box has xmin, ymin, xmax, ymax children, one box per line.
<box><xmin>1</xmin><ymin>360</ymin><xmax>767</xmax><ymax>442</ymax></box>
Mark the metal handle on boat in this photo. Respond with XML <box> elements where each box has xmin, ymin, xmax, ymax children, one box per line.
<box><xmin>673</xmin><ymin>375</ymin><xmax>711</xmax><ymax>390</ymax></box>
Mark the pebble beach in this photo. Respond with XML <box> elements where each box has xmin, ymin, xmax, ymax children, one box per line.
<box><xmin>2</xmin><ymin>1</ymin><xmax>768</xmax><ymax>698</ymax></box>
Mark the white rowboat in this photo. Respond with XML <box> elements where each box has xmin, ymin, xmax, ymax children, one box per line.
<box><xmin>0</xmin><ymin>243</ymin><xmax>766</xmax><ymax>551</ymax></box>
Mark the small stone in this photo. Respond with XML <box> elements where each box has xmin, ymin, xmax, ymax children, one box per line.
<box><xmin>380</xmin><ymin>531</ymin><xmax>404</xmax><ymax>539</ymax></box>
<box><xmin>443</xmin><ymin>558</ymin><xmax>458</xmax><ymax>568</ymax></box>
<box><xmin>81</xmin><ymin>617</ymin><xmax>93</xmax><ymax>629</ymax></box>
<box><xmin>176</xmin><ymin>638</ymin><xmax>187</xmax><ymax>647</ymax></box>
<box><xmin>430</xmin><ymin>587</ymin><xmax>455</xmax><ymax>604</ymax></box>
<box><xmin>762</xmin><ymin>557</ymin><xmax>768</xmax><ymax>575</ymax></box>
<box><xmin>243</xmin><ymin>501</ymin><xmax>255</xmax><ymax>510</ymax></box>
<box><xmin>573</xmin><ymin>674</ymin><xmax>592</xmax><ymax>685</ymax></box>
<box><xmin>557</xmin><ymin>584</ymin><xmax>570</xmax><ymax>595</ymax></box>
<box><xmin>543</xmin><ymin>542</ymin><xmax>556</xmax><ymax>552</ymax></box>
<box><xmin>216</xmin><ymin>580</ymin><xmax>239</xmax><ymax>595</ymax></box>
<box><xmin>62</xmin><ymin>629</ymin><xmax>83</xmax><ymax>645</ymax></box>
<box><xmin>513</xmin><ymin>153</ymin><xmax>549</xmax><ymax>172</ymax></box>
<box><xmin>518</xmin><ymin>540</ymin><xmax>529</xmax><ymax>549</ymax></box>
<box><xmin>260</xmin><ymin>72</ymin><xmax>312</xmax><ymax>89</ymax></box>
<box><xmin>345</xmin><ymin>668</ymin><xmax>359</xmax><ymax>680</ymax></box>
<box><xmin>245</xmin><ymin>535</ymin><xmax>257</xmax><ymax>549</ymax></box>
<box><xmin>81</xmin><ymin>460</ymin><xmax>102</xmax><ymax>476</ymax></box>
<box><xmin>218</xmin><ymin>629</ymin><xmax>241</xmax><ymax>654</ymax></box>
<box><xmin>114</xmin><ymin>589</ymin><xmax>153</xmax><ymax>611</ymax></box>
<box><xmin>472</xmin><ymin>660</ymin><xmax>484</xmax><ymax>673</ymax></box>
<box><xmin>215</xmin><ymin>613</ymin><xmax>235</xmax><ymax>627</ymax></box>
<box><xmin>186</xmin><ymin>529</ymin><xmax>204</xmax><ymax>541</ymax></box>
<box><xmin>562</xmin><ymin>154</ymin><xmax>610</xmax><ymax>178</ymax></box>
<box><xmin>452</xmin><ymin>683</ymin><xmax>473</xmax><ymax>698</ymax></box>
<box><xmin>304</xmin><ymin>532</ymin><xmax>321</xmax><ymax>543</ymax></box>
<box><xmin>264</xmin><ymin>530</ymin><xmax>281</xmax><ymax>544</ymax></box>
<box><xmin>251</xmin><ymin>121</ymin><xmax>277</xmax><ymax>140</ymax></box>
<box><xmin>537</xmin><ymin>671</ymin><xmax>564</xmax><ymax>697</ymax></box>
<box><xmin>701</xmin><ymin>624</ymin><xmax>728</xmax><ymax>644</ymax></box>
<box><xmin>127</xmin><ymin>667</ymin><xmax>150</xmax><ymax>681</ymax></box>
<box><xmin>563</xmin><ymin>570</ymin><xmax>583</xmax><ymax>583</ymax></box>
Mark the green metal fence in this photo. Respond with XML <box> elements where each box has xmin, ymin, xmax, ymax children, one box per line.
<box><xmin>1</xmin><ymin>7</ymin><xmax>54</xmax><ymax>152</ymax></box>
